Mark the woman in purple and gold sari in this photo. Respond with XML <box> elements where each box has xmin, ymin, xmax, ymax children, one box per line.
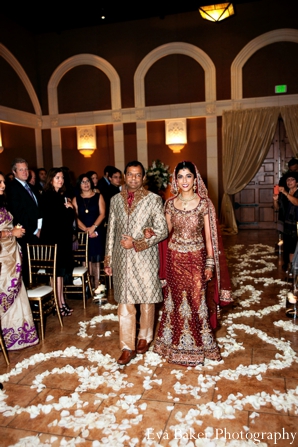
<box><xmin>0</xmin><ymin>172</ymin><xmax>39</xmax><ymax>350</ymax></box>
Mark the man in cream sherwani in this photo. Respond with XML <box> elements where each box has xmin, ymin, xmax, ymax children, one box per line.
<box><xmin>104</xmin><ymin>160</ymin><xmax>168</xmax><ymax>365</ymax></box>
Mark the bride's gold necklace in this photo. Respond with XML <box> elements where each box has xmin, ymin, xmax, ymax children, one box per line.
<box><xmin>178</xmin><ymin>193</ymin><xmax>196</xmax><ymax>210</ymax></box>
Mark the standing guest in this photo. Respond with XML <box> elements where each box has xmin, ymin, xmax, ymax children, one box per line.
<box><xmin>28</xmin><ymin>170</ymin><xmax>36</xmax><ymax>186</ymax></box>
<box><xmin>27</xmin><ymin>169</ymin><xmax>36</xmax><ymax>186</ymax></box>
<box><xmin>28</xmin><ymin>170</ymin><xmax>41</xmax><ymax>198</ymax></box>
<box><xmin>5</xmin><ymin>173</ymin><xmax>14</xmax><ymax>183</ymax></box>
<box><xmin>0</xmin><ymin>171</ymin><xmax>39</xmax><ymax>350</ymax></box>
<box><xmin>277</xmin><ymin>160</ymin><xmax>298</xmax><ymax>269</ymax></box>
<box><xmin>40</xmin><ymin>168</ymin><xmax>75</xmax><ymax>316</ymax></box>
<box><xmin>279</xmin><ymin>158</ymin><xmax>298</xmax><ymax>188</ymax></box>
<box><xmin>104</xmin><ymin>161</ymin><xmax>168</xmax><ymax>365</ymax></box>
<box><xmin>60</xmin><ymin>166</ymin><xmax>75</xmax><ymax>199</ymax></box>
<box><xmin>274</xmin><ymin>171</ymin><xmax>298</xmax><ymax>270</ymax></box>
<box><xmin>108</xmin><ymin>167</ymin><xmax>122</xmax><ymax>192</ymax></box>
<box><xmin>104</xmin><ymin>167</ymin><xmax>122</xmax><ymax>219</ymax></box>
<box><xmin>96</xmin><ymin>166</ymin><xmax>119</xmax><ymax>248</ymax></box>
<box><xmin>86</xmin><ymin>171</ymin><xmax>100</xmax><ymax>193</ymax></box>
<box><xmin>6</xmin><ymin>158</ymin><xmax>42</xmax><ymax>286</ymax></box>
<box><xmin>36</xmin><ymin>168</ymin><xmax>47</xmax><ymax>190</ymax></box>
<box><xmin>153</xmin><ymin>161</ymin><xmax>222</xmax><ymax>367</ymax></box>
<box><xmin>72</xmin><ymin>173</ymin><xmax>106</xmax><ymax>290</ymax></box>
<box><xmin>97</xmin><ymin>165</ymin><xmax>114</xmax><ymax>203</ymax></box>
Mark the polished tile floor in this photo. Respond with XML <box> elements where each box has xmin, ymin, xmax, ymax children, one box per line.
<box><xmin>0</xmin><ymin>230</ymin><xmax>298</xmax><ymax>447</ymax></box>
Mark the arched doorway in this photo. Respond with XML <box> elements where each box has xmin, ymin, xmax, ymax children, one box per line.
<box><xmin>234</xmin><ymin>118</ymin><xmax>293</xmax><ymax>229</ymax></box>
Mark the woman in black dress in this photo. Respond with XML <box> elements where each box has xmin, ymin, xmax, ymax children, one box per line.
<box><xmin>273</xmin><ymin>171</ymin><xmax>298</xmax><ymax>269</ymax></box>
<box><xmin>72</xmin><ymin>173</ymin><xmax>105</xmax><ymax>290</ymax></box>
<box><xmin>40</xmin><ymin>168</ymin><xmax>75</xmax><ymax>316</ymax></box>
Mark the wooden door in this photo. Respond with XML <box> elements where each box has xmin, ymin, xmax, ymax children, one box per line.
<box><xmin>234</xmin><ymin>118</ymin><xmax>293</xmax><ymax>230</ymax></box>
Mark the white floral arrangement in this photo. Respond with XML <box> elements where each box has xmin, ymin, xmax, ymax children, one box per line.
<box><xmin>146</xmin><ymin>159</ymin><xmax>171</xmax><ymax>192</ymax></box>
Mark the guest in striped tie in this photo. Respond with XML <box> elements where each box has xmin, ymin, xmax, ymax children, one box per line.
<box><xmin>7</xmin><ymin>158</ymin><xmax>42</xmax><ymax>286</ymax></box>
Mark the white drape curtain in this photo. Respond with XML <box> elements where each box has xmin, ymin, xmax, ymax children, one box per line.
<box><xmin>220</xmin><ymin>107</ymin><xmax>280</xmax><ymax>234</ymax></box>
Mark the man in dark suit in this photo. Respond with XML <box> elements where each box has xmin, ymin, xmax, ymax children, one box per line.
<box><xmin>97</xmin><ymin>165</ymin><xmax>114</xmax><ymax>204</ymax></box>
<box><xmin>105</xmin><ymin>167</ymin><xmax>122</xmax><ymax>218</ymax></box>
<box><xmin>7</xmin><ymin>158</ymin><xmax>42</xmax><ymax>285</ymax></box>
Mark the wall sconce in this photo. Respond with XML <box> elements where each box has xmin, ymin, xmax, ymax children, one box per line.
<box><xmin>77</xmin><ymin>126</ymin><xmax>97</xmax><ymax>158</ymax></box>
<box><xmin>165</xmin><ymin>119</ymin><xmax>187</xmax><ymax>154</ymax></box>
<box><xmin>199</xmin><ymin>3</ymin><xmax>234</xmax><ymax>22</ymax></box>
<box><xmin>0</xmin><ymin>123</ymin><xmax>4</xmax><ymax>154</ymax></box>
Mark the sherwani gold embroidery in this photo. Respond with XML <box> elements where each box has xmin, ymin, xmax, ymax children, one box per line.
<box><xmin>105</xmin><ymin>188</ymin><xmax>168</xmax><ymax>304</ymax></box>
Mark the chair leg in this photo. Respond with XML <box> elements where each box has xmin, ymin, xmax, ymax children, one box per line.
<box><xmin>87</xmin><ymin>273</ymin><xmax>93</xmax><ymax>300</ymax></box>
<box><xmin>55</xmin><ymin>297</ymin><xmax>63</xmax><ymax>328</ymax></box>
<box><xmin>0</xmin><ymin>330</ymin><xmax>9</xmax><ymax>366</ymax></box>
<box><xmin>39</xmin><ymin>301</ymin><xmax>45</xmax><ymax>341</ymax></box>
<box><xmin>52</xmin><ymin>282</ymin><xmax>63</xmax><ymax>328</ymax></box>
<box><xmin>82</xmin><ymin>275</ymin><xmax>86</xmax><ymax>309</ymax></box>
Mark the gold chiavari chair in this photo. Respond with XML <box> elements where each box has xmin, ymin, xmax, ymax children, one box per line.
<box><xmin>0</xmin><ymin>260</ymin><xmax>9</xmax><ymax>365</ymax></box>
<box><xmin>27</xmin><ymin>244</ymin><xmax>63</xmax><ymax>340</ymax></box>
<box><xmin>64</xmin><ymin>232</ymin><xmax>93</xmax><ymax>308</ymax></box>
<box><xmin>0</xmin><ymin>322</ymin><xmax>9</xmax><ymax>366</ymax></box>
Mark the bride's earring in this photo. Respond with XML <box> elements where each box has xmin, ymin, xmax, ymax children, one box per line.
<box><xmin>193</xmin><ymin>179</ymin><xmax>197</xmax><ymax>192</ymax></box>
<box><xmin>172</xmin><ymin>181</ymin><xmax>178</xmax><ymax>195</ymax></box>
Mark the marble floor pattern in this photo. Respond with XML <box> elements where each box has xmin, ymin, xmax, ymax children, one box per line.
<box><xmin>0</xmin><ymin>230</ymin><xmax>297</xmax><ymax>447</ymax></box>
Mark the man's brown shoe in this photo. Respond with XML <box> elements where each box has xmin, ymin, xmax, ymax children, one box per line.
<box><xmin>136</xmin><ymin>339</ymin><xmax>149</xmax><ymax>354</ymax></box>
<box><xmin>117</xmin><ymin>350</ymin><xmax>136</xmax><ymax>365</ymax></box>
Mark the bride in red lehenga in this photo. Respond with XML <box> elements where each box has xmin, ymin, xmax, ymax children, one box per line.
<box><xmin>154</xmin><ymin>161</ymin><xmax>232</xmax><ymax>367</ymax></box>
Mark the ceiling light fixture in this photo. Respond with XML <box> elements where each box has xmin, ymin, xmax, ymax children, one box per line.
<box><xmin>199</xmin><ymin>3</ymin><xmax>235</xmax><ymax>22</ymax></box>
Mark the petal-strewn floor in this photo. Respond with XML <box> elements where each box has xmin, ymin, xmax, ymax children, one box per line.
<box><xmin>0</xmin><ymin>230</ymin><xmax>297</xmax><ymax>447</ymax></box>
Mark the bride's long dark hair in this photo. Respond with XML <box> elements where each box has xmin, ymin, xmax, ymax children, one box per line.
<box><xmin>0</xmin><ymin>171</ymin><xmax>7</xmax><ymax>208</ymax></box>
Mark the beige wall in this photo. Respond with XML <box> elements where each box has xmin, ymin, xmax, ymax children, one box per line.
<box><xmin>0</xmin><ymin>1</ymin><xmax>298</xmax><ymax>210</ymax></box>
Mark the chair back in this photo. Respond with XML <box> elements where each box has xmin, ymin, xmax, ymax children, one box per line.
<box><xmin>73</xmin><ymin>232</ymin><xmax>89</xmax><ymax>266</ymax></box>
<box><xmin>27</xmin><ymin>244</ymin><xmax>57</xmax><ymax>294</ymax></box>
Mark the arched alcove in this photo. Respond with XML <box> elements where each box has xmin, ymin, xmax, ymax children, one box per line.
<box><xmin>0</xmin><ymin>43</ymin><xmax>41</xmax><ymax>115</ymax></box>
<box><xmin>242</xmin><ymin>41</ymin><xmax>298</xmax><ymax>98</ymax></box>
<box><xmin>134</xmin><ymin>42</ymin><xmax>216</xmax><ymax>108</ymax></box>
<box><xmin>231</xmin><ymin>28</ymin><xmax>298</xmax><ymax>100</ymax></box>
<box><xmin>58</xmin><ymin>65</ymin><xmax>111</xmax><ymax>113</ymax></box>
<box><xmin>145</xmin><ymin>54</ymin><xmax>205</xmax><ymax>106</ymax></box>
<box><xmin>48</xmin><ymin>54</ymin><xmax>121</xmax><ymax>115</ymax></box>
